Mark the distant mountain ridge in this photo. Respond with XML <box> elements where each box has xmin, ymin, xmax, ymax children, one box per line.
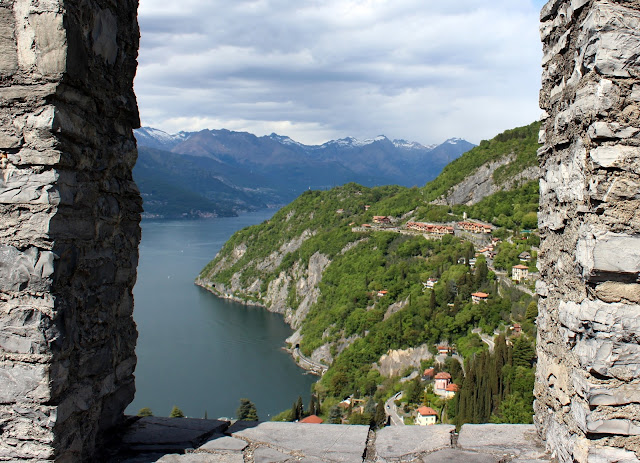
<box><xmin>133</xmin><ymin>127</ymin><xmax>475</xmax><ymax>219</ymax></box>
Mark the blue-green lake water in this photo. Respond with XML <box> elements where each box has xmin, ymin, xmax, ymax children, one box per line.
<box><xmin>126</xmin><ymin>210</ymin><xmax>317</xmax><ymax>420</ymax></box>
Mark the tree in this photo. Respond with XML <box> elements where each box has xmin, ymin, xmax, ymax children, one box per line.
<box><xmin>374</xmin><ymin>401</ymin><xmax>387</xmax><ymax>429</ymax></box>
<box><xmin>292</xmin><ymin>396</ymin><xmax>304</xmax><ymax>421</ymax></box>
<box><xmin>308</xmin><ymin>394</ymin><xmax>319</xmax><ymax>416</ymax></box>
<box><xmin>236</xmin><ymin>398</ymin><xmax>259</xmax><ymax>421</ymax></box>
<box><xmin>329</xmin><ymin>405</ymin><xmax>342</xmax><ymax>424</ymax></box>
<box><xmin>525</xmin><ymin>301</ymin><xmax>538</xmax><ymax>321</ymax></box>
<box><xmin>169</xmin><ymin>406</ymin><xmax>185</xmax><ymax>418</ymax></box>
<box><xmin>137</xmin><ymin>407</ymin><xmax>153</xmax><ymax>417</ymax></box>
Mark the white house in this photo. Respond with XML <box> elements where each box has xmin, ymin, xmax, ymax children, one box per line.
<box><xmin>512</xmin><ymin>265</ymin><xmax>529</xmax><ymax>281</ymax></box>
<box><xmin>415</xmin><ymin>406</ymin><xmax>438</xmax><ymax>426</ymax></box>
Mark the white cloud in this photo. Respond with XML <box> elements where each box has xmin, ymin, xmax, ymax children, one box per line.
<box><xmin>135</xmin><ymin>0</ymin><xmax>544</xmax><ymax>145</ymax></box>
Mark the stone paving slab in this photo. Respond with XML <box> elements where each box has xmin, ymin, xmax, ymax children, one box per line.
<box><xmin>458</xmin><ymin>424</ymin><xmax>550</xmax><ymax>462</ymax></box>
<box><xmin>420</xmin><ymin>448</ymin><xmax>499</xmax><ymax>463</ymax></box>
<box><xmin>156</xmin><ymin>453</ymin><xmax>243</xmax><ymax>462</ymax></box>
<box><xmin>253</xmin><ymin>446</ymin><xmax>296</xmax><ymax>462</ymax></box>
<box><xmin>228</xmin><ymin>421</ymin><xmax>369</xmax><ymax>462</ymax></box>
<box><xmin>375</xmin><ymin>425</ymin><xmax>454</xmax><ymax>460</ymax></box>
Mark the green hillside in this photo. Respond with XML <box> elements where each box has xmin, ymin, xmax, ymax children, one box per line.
<box><xmin>198</xmin><ymin>122</ymin><xmax>540</xmax><ymax>426</ymax></box>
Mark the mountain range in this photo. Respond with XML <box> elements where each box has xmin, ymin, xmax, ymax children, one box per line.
<box><xmin>133</xmin><ymin>127</ymin><xmax>475</xmax><ymax>219</ymax></box>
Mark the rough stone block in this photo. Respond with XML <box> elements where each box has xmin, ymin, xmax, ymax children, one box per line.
<box><xmin>0</xmin><ymin>305</ymin><xmax>49</xmax><ymax>354</ymax></box>
<box><xmin>579</xmin><ymin>3</ymin><xmax>640</xmax><ymax>78</ymax></box>
<box><xmin>253</xmin><ymin>446</ymin><xmax>296</xmax><ymax>463</ymax></box>
<box><xmin>458</xmin><ymin>424</ymin><xmax>546</xmax><ymax>460</ymax></box>
<box><xmin>0</xmin><ymin>7</ymin><xmax>17</xmax><ymax>74</ymax></box>
<box><xmin>375</xmin><ymin>425</ymin><xmax>453</xmax><ymax>460</ymax></box>
<box><xmin>420</xmin><ymin>448</ymin><xmax>499</xmax><ymax>463</ymax></box>
<box><xmin>0</xmin><ymin>362</ymin><xmax>49</xmax><ymax>404</ymax></box>
<box><xmin>31</xmin><ymin>11</ymin><xmax>66</xmax><ymax>76</ymax></box>
<box><xmin>228</xmin><ymin>421</ymin><xmax>369</xmax><ymax>462</ymax></box>
<box><xmin>590</xmin><ymin>145</ymin><xmax>640</xmax><ymax>171</ymax></box>
<box><xmin>588</xmin><ymin>446</ymin><xmax>640</xmax><ymax>462</ymax></box>
<box><xmin>577</xmin><ymin>232</ymin><xmax>640</xmax><ymax>278</ymax></box>
<box><xmin>157</xmin><ymin>454</ymin><xmax>243</xmax><ymax>463</ymax></box>
<box><xmin>198</xmin><ymin>435</ymin><xmax>247</xmax><ymax>453</ymax></box>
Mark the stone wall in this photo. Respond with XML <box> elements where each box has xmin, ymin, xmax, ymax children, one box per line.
<box><xmin>537</xmin><ymin>1</ymin><xmax>640</xmax><ymax>461</ymax></box>
<box><xmin>0</xmin><ymin>1</ymin><xmax>141</xmax><ymax>461</ymax></box>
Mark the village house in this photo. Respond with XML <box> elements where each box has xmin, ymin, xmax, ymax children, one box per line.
<box><xmin>512</xmin><ymin>265</ymin><xmax>529</xmax><ymax>281</ymax></box>
<box><xmin>336</xmin><ymin>209</ymin><xmax>344</xmax><ymax>214</ymax></box>
<box><xmin>423</xmin><ymin>368</ymin><xmax>435</xmax><ymax>380</ymax></box>
<box><xmin>518</xmin><ymin>251</ymin><xmax>531</xmax><ymax>262</ymax></box>
<box><xmin>415</xmin><ymin>406</ymin><xmax>438</xmax><ymax>426</ymax></box>
<box><xmin>373</xmin><ymin>216</ymin><xmax>392</xmax><ymax>225</ymax></box>
<box><xmin>457</xmin><ymin>221</ymin><xmax>493</xmax><ymax>234</ymax></box>
<box><xmin>511</xmin><ymin>323</ymin><xmax>522</xmax><ymax>335</ymax></box>
<box><xmin>364</xmin><ymin>205</ymin><xmax>371</xmax><ymax>210</ymax></box>
<box><xmin>423</xmin><ymin>278</ymin><xmax>438</xmax><ymax>289</ymax></box>
<box><xmin>476</xmin><ymin>247</ymin><xmax>492</xmax><ymax>257</ymax></box>
<box><xmin>444</xmin><ymin>383</ymin><xmax>460</xmax><ymax>399</ymax></box>
<box><xmin>406</xmin><ymin>222</ymin><xmax>454</xmax><ymax>235</ymax></box>
<box><xmin>377</xmin><ymin>290</ymin><xmax>388</xmax><ymax>297</ymax></box>
<box><xmin>434</xmin><ymin>372</ymin><xmax>452</xmax><ymax>393</ymax></box>
<box><xmin>437</xmin><ymin>345</ymin><xmax>452</xmax><ymax>355</ymax></box>
<box><xmin>471</xmin><ymin>292</ymin><xmax>489</xmax><ymax>304</ymax></box>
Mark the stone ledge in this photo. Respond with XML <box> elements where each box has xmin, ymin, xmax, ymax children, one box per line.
<box><xmin>107</xmin><ymin>419</ymin><xmax>553</xmax><ymax>463</ymax></box>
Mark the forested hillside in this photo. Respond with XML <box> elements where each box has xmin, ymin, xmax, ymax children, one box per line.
<box><xmin>198</xmin><ymin>122</ymin><xmax>540</xmax><ymax>426</ymax></box>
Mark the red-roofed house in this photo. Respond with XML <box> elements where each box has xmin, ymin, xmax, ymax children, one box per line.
<box><xmin>444</xmin><ymin>383</ymin><xmax>460</xmax><ymax>398</ymax></box>
<box><xmin>472</xmin><ymin>292</ymin><xmax>489</xmax><ymax>304</ymax></box>
<box><xmin>300</xmin><ymin>415</ymin><xmax>324</xmax><ymax>424</ymax></box>
<box><xmin>437</xmin><ymin>345</ymin><xmax>452</xmax><ymax>355</ymax></box>
<box><xmin>423</xmin><ymin>368</ymin><xmax>435</xmax><ymax>380</ymax></box>
<box><xmin>377</xmin><ymin>290</ymin><xmax>388</xmax><ymax>297</ymax></box>
<box><xmin>415</xmin><ymin>406</ymin><xmax>438</xmax><ymax>426</ymax></box>
<box><xmin>434</xmin><ymin>372</ymin><xmax>452</xmax><ymax>392</ymax></box>
<box><xmin>373</xmin><ymin>216</ymin><xmax>392</xmax><ymax>225</ymax></box>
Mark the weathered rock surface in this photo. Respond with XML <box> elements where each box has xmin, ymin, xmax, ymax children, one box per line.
<box><xmin>374</xmin><ymin>344</ymin><xmax>433</xmax><ymax>378</ymax></box>
<box><xmin>536</xmin><ymin>0</ymin><xmax>640</xmax><ymax>461</ymax></box>
<box><xmin>431</xmin><ymin>154</ymin><xmax>540</xmax><ymax>206</ymax></box>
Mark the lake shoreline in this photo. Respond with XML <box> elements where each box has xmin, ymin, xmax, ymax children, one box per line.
<box><xmin>194</xmin><ymin>278</ymin><xmax>322</xmax><ymax>377</ymax></box>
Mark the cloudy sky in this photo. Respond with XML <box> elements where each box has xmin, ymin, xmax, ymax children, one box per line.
<box><xmin>135</xmin><ymin>0</ymin><xmax>548</xmax><ymax>146</ymax></box>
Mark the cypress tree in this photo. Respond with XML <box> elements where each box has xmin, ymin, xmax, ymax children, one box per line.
<box><xmin>237</xmin><ymin>398</ymin><xmax>259</xmax><ymax>421</ymax></box>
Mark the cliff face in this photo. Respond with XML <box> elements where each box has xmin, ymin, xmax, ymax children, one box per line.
<box><xmin>432</xmin><ymin>155</ymin><xmax>540</xmax><ymax>206</ymax></box>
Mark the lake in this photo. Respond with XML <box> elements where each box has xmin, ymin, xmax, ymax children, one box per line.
<box><xmin>126</xmin><ymin>210</ymin><xmax>318</xmax><ymax>420</ymax></box>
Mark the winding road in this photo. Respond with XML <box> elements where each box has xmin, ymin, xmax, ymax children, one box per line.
<box><xmin>472</xmin><ymin>328</ymin><xmax>495</xmax><ymax>352</ymax></box>
<box><xmin>385</xmin><ymin>392</ymin><xmax>405</xmax><ymax>426</ymax></box>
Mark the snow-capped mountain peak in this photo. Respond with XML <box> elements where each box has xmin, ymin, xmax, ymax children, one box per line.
<box><xmin>268</xmin><ymin>133</ymin><xmax>304</xmax><ymax>147</ymax></box>
<box><xmin>135</xmin><ymin>127</ymin><xmax>191</xmax><ymax>150</ymax></box>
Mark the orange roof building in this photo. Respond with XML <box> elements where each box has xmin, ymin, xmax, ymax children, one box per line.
<box><xmin>416</xmin><ymin>406</ymin><xmax>438</xmax><ymax>425</ymax></box>
<box><xmin>472</xmin><ymin>292</ymin><xmax>489</xmax><ymax>304</ymax></box>
<box><xmin>417</xmin><ymin>406</ymin><xmax>438</xmax><ymax>416</ymax></box>
<box><xmin>300</xmin><ymin>415</ymin><xmax>324</xmax><ymax>424</ymax></box>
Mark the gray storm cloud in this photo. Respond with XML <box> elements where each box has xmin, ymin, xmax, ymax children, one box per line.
<box><xmin>135</xmin><ymin>0</ymin><xmax>545</xmax><ymax>145</ymax></box>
